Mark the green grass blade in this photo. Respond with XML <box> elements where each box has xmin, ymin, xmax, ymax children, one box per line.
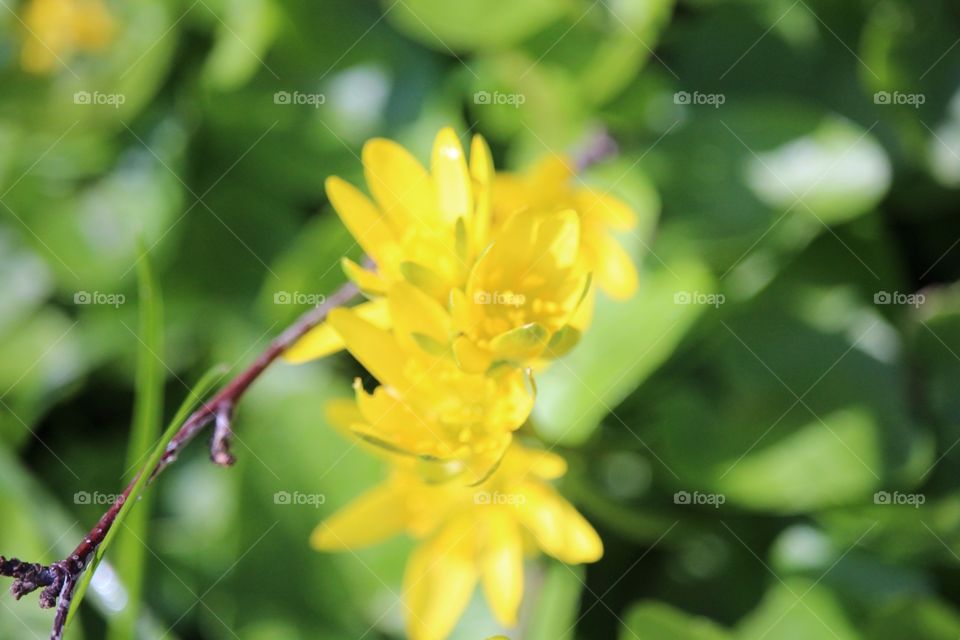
<box><xmin>527</xmin><ymin>562</ymin><xmax>585</xmax><ymax>640</ymax></box>
<box><xmin>106</xmin><ymin>254</ymin><xmax>165</xmax><ymax>640</ymax></box>
<box><xmin>65</xmin><ymin>364</ymin><xmax>227</xmax><ymax>631</ymax></box>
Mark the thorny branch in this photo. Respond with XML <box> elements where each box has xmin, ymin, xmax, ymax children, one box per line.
<box><xmin>0</xmin><ymin>278</ymin><xmax>359</xmax><ymax>640</ymax></box>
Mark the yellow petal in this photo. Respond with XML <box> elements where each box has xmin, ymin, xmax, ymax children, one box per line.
<box><xmin>326</xmin><ymin>176</ymin><xmax>396</xmax><ymax>265</ymax></box>
<box><xmin>486</xmin><ymin>210</ymin><xmax>538</xmax><ymax>274</ymax></box>
<box><xmin>431</xmin><ymin>127</ymin><xmax>472</xmax><ymax>225</ymax></box>
<box><xmin>522</xmin><ymin>448</ymin><xmax>568</xmax><ymax>480</ymax></box>
<box><xmin>328</xmin><ymin>307</ymin><xmax>411</xmax><ymax>390</ymax></box>
<box><xmin>542</xmin><ymin>276</ymin><xmax>592</xmax><ymax>356</ymax></box>
<box><xmin>411</xmin><ymin>332</ymin><xmax>451</xmax><ymax>358</ymax></box>
<box><xmin>593</xmin><ymin>233</ymin><xmax>639</xmax><ymax>300</ymax></box>
<box><xmin>452</xmin><ymin>336</ymin><xmax>492</xmax><ymax>373</ymax></box>
<box><xmin>470</xmin><ymin>134</ymin><xmax>494</xmax><ymax>254</ymax></box>
<box><xmin>491</xmin><ymin>173</ymin><xmax>532</xmax><ymax>221</ymax></box>
<box><xmin>323</xmin><ymin>393</ymin><xmax>395</xmax><ymax>459</ymax></box>
<box><xmin>284</xmin><ymin>323</ymin><xmax>344</xmax><ymax>363</ymax></box>
<box><xmin>342</xmin><ymin>257</ymin><xmax>388</xmax><ymax>295</ymax></box>
<box><xmin>461</xmin><ymin>440</ymin><xmax>512</xmax><ymax>485</ymax></box>
<box><xmin>449</xmin><ymin>288</ymin><xmax>474</xmax><ymax>333</ymax></box>
<box><xmin>489</xmin><ymin>366</ymin><xmax>537</xmax><ymax>430</ymax></box>
<box><xmin>481</xmin><ymin>510</ymin><xmax>524</xmax><ymax>627</ymax></box>
<box><xmin>323</xmin><ymin>397</ymin><xmax>364</xmax><ymax>433</ymax></box>
<box><xmin>519</xmin><ymin>484</ymin><xmax>603</xmax><ymax>564</ymax></box>
<box><xmin>389</xmin><ymin>281</ymin><xmax>451</xmax><ymax>349</ymax></box>
<box><xmin>578</xmin><ymin>190</ymin><xmax>638</xmax><ymax>230</ymax></box>
<box><xmin>531</xmin><ymin>155</ymin><xmax>575</xmax><ymax>191</ymax></box>
<box><xmin>400</xmin><ymin>261</ymin><xmax>450</xmax><ymax>301</ymax></box>
<box><xmin>323</xmin><ymin>378</ymin><xmax>404</xmax><ymax>462</ymax></box>
<box><xmin>568</xmin><ymin>283</ymin><xmax>595</xmax><ymax>333</ymax></box>
<box><xmin>363</xmin><ymin>138</ymin><xmax>434</xmax><ymax>228</ymax></box>
<box><xmin>311</xmin><ymin>482</ymin><xmax>408</xmax><ymax>550</ymax></box>
<box><xmin>561</xmin><ymin>511</ymin><xmax>604</xmax><ymax>564</ymax></box>
<box><xmin>537</xmin><ymin>209</ymin><xmax>581</xmax><ymax>270</ymax></box>
<box><xmin>354</xmin><ymin>383</ymin><xmax>444</xmax><ymax>456</ymax></box>
<box><xmin>405</xmin><ymin>518</ymin><xmax>478</xmax><ymax>640</ymax></box>
<box><xmin>284</xmin><ymin>298</ymin><xmax>391</xmax><ymax>364</ymax></box>
<box><xmin>455</xmin><ymin>217</ymin><xmax>470</xmax><ymax>270</ymax></box>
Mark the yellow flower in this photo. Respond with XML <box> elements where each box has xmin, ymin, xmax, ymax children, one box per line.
<box><xmin>448</xmin><ymin>208</ymin><xmax>591</xmax><ymax>373</ymax></box>
<box><xmin>330</xmin><ymin>126</ymin><xmax>487</xmax><ymax>299</ymax></box>
<box><xmin>312</xmin><ymin>443</ymin><xmax>602</xmax><ymax>640</ymax></box>
<box><xmin>286</xmin><ymin>127</ymin><xmax>594</xmax><ymax>372</ymax></box>
<box><xmin>295</xmin><ymin>128</ymin><xmax>618</xmax><ymax>640</ymax></box>
<box><xmin>285</xmin><ymin>127</ymin><xmax>486</xmax><ymax>364</ymax></box>
<box><xmin>493</xmin><ymin>154</ymin><xmax>640</xmax><ymax>300</ymax></box>
<box><xmin>322</xmin><ymin>296</ymin><xmax>535</xmax><ymax>483</ymax></box>
<box><xmin>20</xmin><ymin>0</ymin><xmax>116</xmax><ymax>74</ymax></box>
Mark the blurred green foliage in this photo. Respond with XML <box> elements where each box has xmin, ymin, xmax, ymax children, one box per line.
<box><xmin>2</xmin><ymin>0</ymin><xmax>960</xmax><ymax>638</ymax></box>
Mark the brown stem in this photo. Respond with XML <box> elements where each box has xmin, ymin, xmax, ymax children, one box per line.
<box><xmin>210</xmin><ymin>402</ymin><xmax>236</xmax><ymax>467</ymax></box>
<box><xmin>1</xmin><ymin>278</ymin><xmax>359</xmax><ymax>640</ymax></box>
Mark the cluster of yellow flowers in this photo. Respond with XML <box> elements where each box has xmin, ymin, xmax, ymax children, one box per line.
<box><xmin>288</xmin><ymin>128</ymin><xmax>640</xmax><ymax>639</ymax></box>
<box><xmin>20</xmin><ymin>0</ymin><xmax>115</xmax><ymax>74</ymax></box>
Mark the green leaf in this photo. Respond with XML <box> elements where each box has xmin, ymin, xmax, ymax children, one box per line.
<box><xmin>621</xmin><ymin>601</ymin><xmax>732</xmax><ymax>640</ymax></box>
<box><xmin>651</xmin><ymin>105</ymin><xmax>888</xmax><ymax>276</ymax></box>
<box><xmin>468</xmin><ymin>51</ymin><xmax>588</xmax><ymax>147</ymax></box>
<box><xmin>384</xmin><ymin>0</ymin><xmax>567</xmax><ymax>51</ymax></box>
<box><xmin>717</xmin><ymin>407</ymin><xmax>881</xmax><ymax>512</ymax></box>
<box><xmin>0</xmin><ymin>232</ymin><xmax>53</xmax><ymax>334</ymax></box>
<box><xmin>201</xmin><ymin>0</ymin><xmax>281</xmax><ymax>91</ymax></box>
<box><xmin>106</xmin><ymin>252</ymin><xmax>165</xmax><ymax>640</ymax></box>
<box><xmin>518</xmin><ymin>0</ymin><xmax>675</xmax><ymax>106</ymax></box>
<box><xmin>910</xmin><ymin>282</ymin><xmax>960</xmax><ymax>481</ymax></box>
<box><xmin>0</xmin><ymin>309</ymin><xmax>87</xmax><ymax>448</ymax></box>
<box><xmin>816</xmin><ymin>493</ymin><xmax>957</xmax><ymax>567</ymax></box>
<box><xmin>642</xmin><ymin>255</ymin><xmax>931</xmax><ymax>511</ymax></box>
<box><xmin>527</xmin><ymin>562</ymin><xmax>585</xmax><ymax>640</ymax></box>
<box><xmin>744</xmin><ymin>117</ymin><xmax>891</xmax><ymax>225</ymax></box>
<box><xmin>735</xmin><ymin>578</ymin><xmax>860</xmax><ymax>640</ymax></box>
<box><xmin>864</xmin><ymin>597</ymin><xmax>960</xmax><ymax>639</ymax></box>
<box><xmin>66</xmin><ymin>365</ymin><xmax>227</xmax><ymax>629</ymax></box>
